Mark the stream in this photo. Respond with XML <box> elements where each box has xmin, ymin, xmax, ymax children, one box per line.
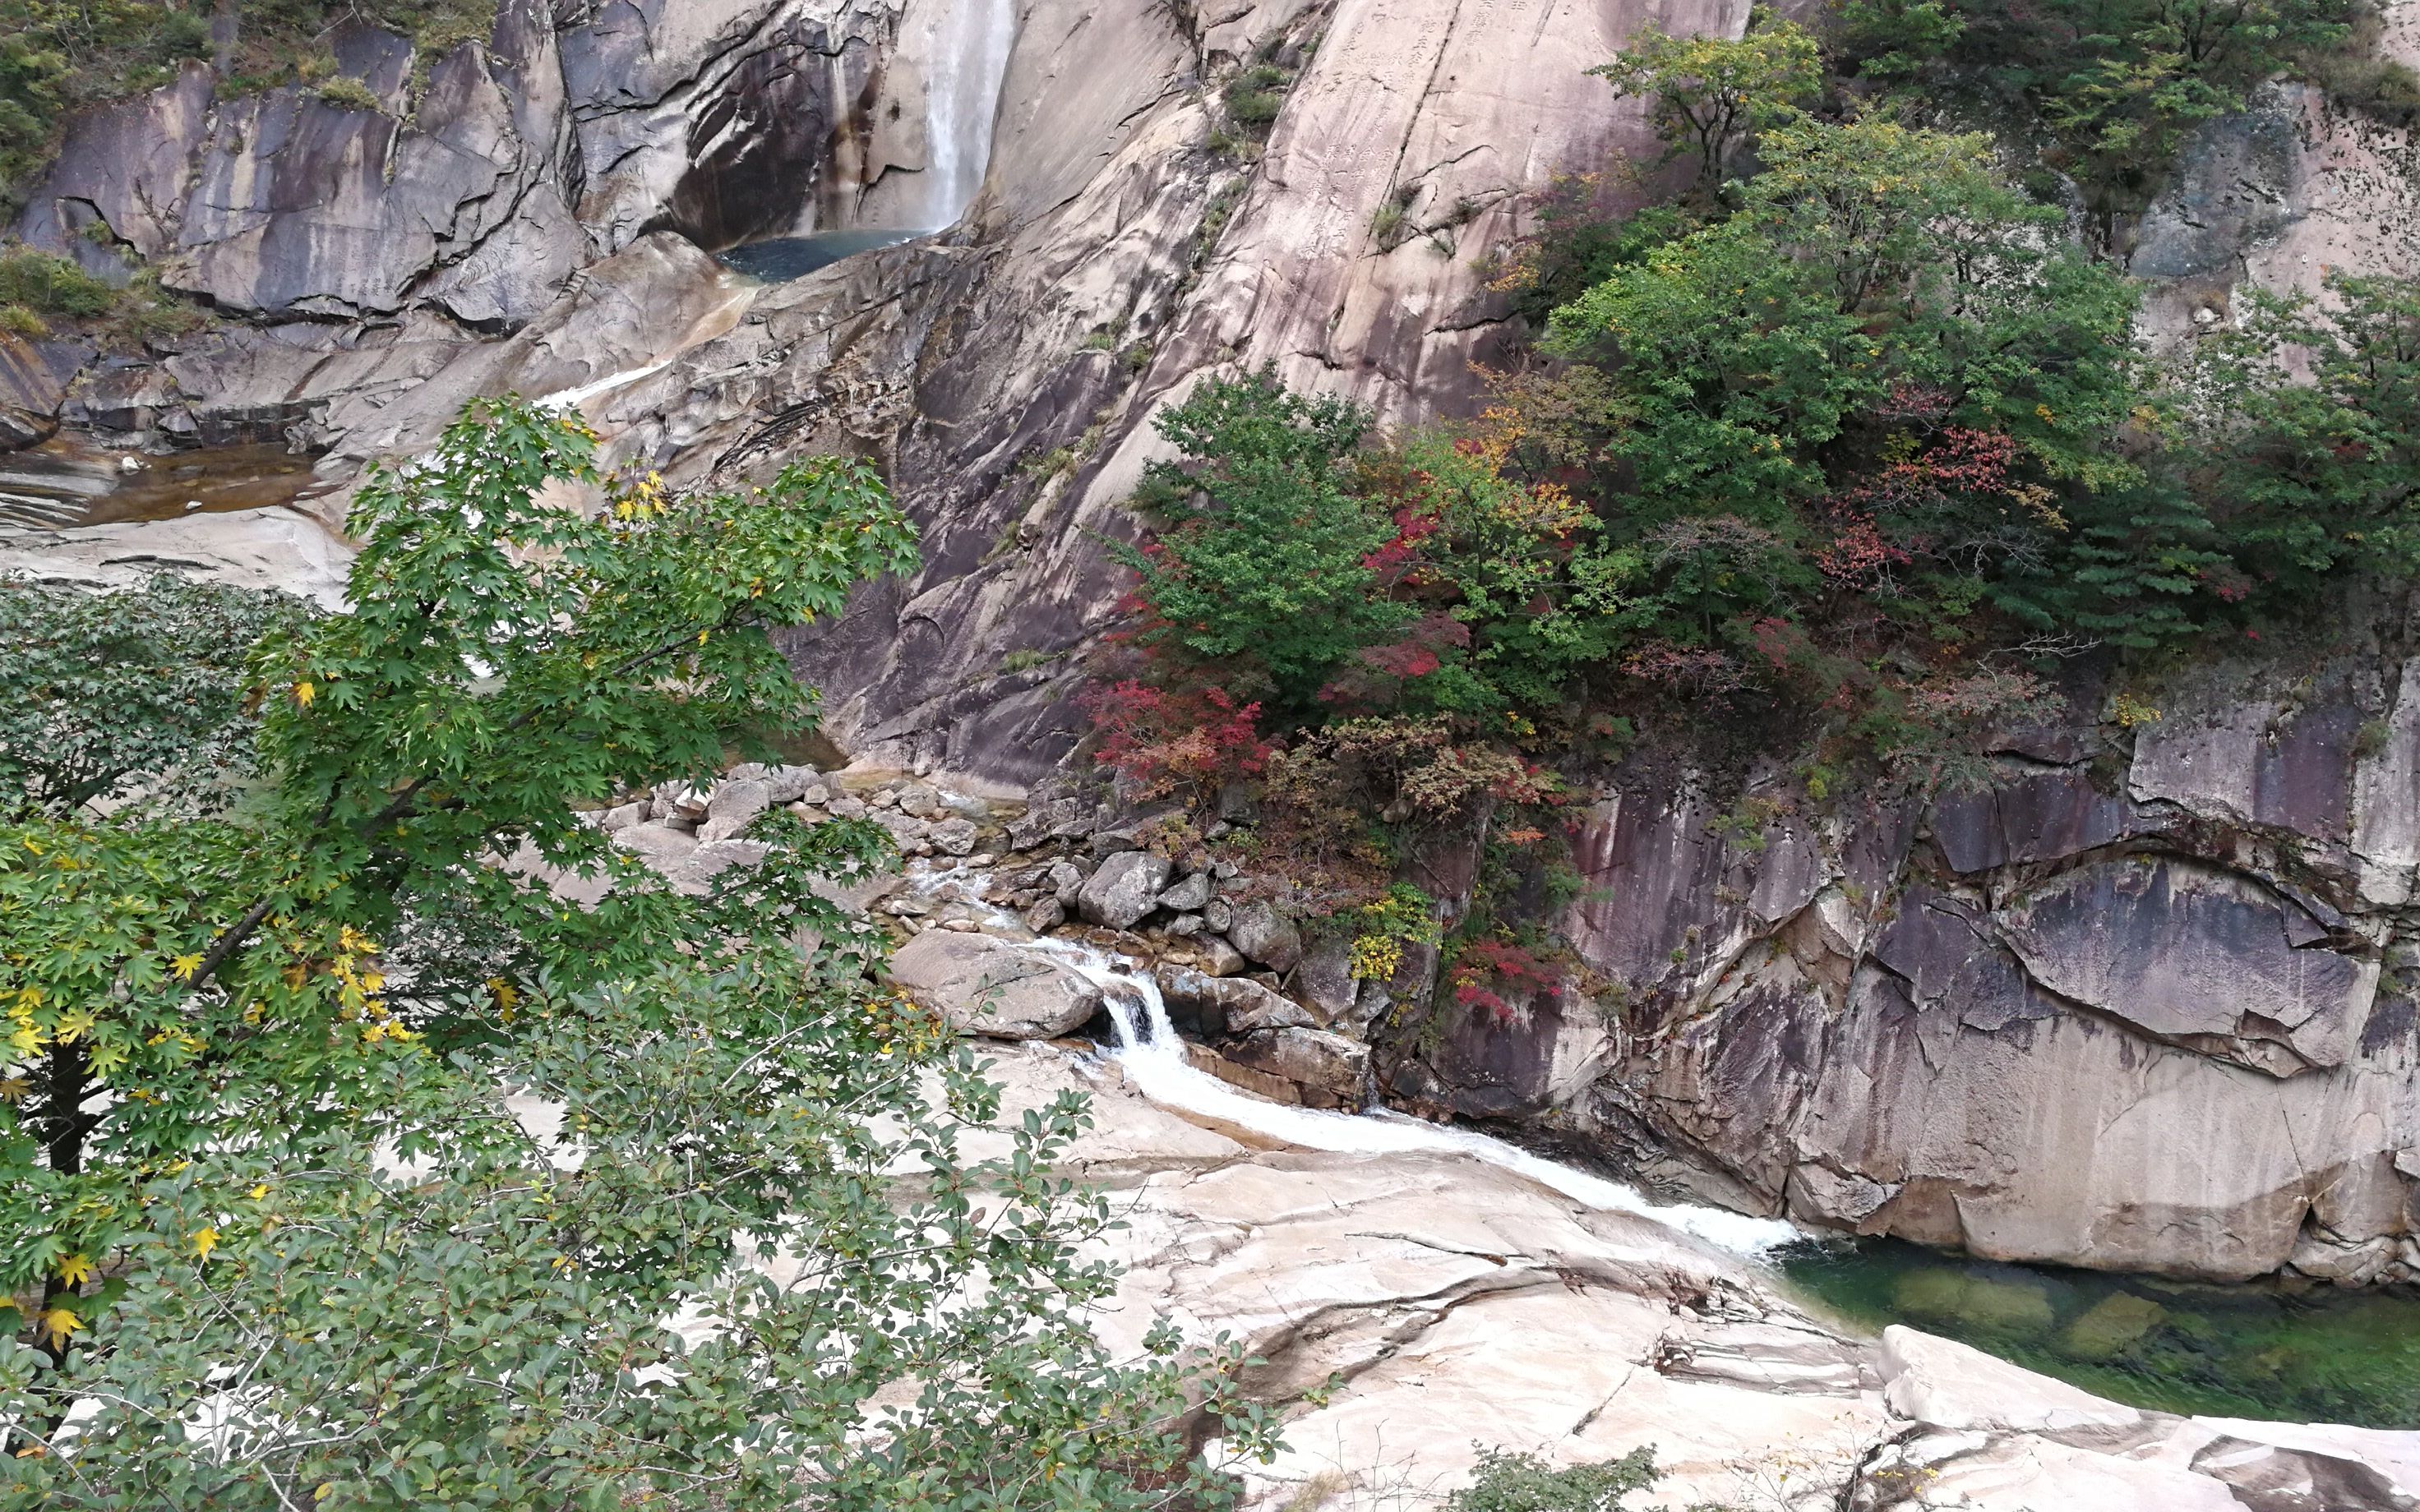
<box><xmin>1020</xmin><ymin>932</ymin><xmax>2420</xmax><ymax>1431</ymax></box>
<box><xmin>0</xmin><ymin>435</ymin><xmax>321</xmax><ymax>532</ymax></box>
<box><xmin>1781</xmin><ymin>1233</ymin><xmax>2420</xmax><ymax>1428</ymax></box>
<box><xmin>1043</xmin><ymin>938</ymin><xmax>1797</xmax><ymax>1256</ymax></box>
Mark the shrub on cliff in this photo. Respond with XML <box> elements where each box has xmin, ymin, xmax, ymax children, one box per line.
<box><xmin>1824</xmin><ymin>0</ymin><xmax>2357</xmax><ymax>236</ymax></box>
<box><xmin>1115</xmin><ymin>369</ymin><xmax>1407</xmax><ymax>716</ymax></box>
<box><xmin>1447</xmin><ymin>1445</ymin><xmax>1665</xmax><ymax>1512</ymax></box>
<box><xmin>0</xmin><ymin>398</ymin><xmax>1276</xmax><ymax>1509</ymax></box>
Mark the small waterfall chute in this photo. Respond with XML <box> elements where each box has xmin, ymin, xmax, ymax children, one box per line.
<box><xmin>1029</xmin><ymin>939</ymin><xmax>1799</xmax><ymax>1257</ymax></box>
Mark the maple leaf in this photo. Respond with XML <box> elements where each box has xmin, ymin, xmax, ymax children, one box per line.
<box><xmin>57</xmin><ymin>1253</ymin><xmax>94</xmax><ymax>1288</ymax></box>
<box><xmin>39</xmin><ymin>1307</ymin><xmax>81</xmax><ymax>1347</ymax></box>
<box><xmin>191</xmin><ymin>1227</ymin><xmax>219</xmax><ymax>1261</ymax></box>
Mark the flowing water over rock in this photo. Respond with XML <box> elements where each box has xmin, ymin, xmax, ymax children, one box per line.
<box><xmin>907</xmin><ymin>0</ymin><xmax>1016</xmax><ymax>228</ymax></box>
<box><xmin>1034</xmin><ymin>938</ymin><xmax>1799</xmax><ymax>1257</ymax></box>
<box><xmin>1019</xmin><ymin>931</ymin><xmax>2420</xmax><ymax>1433</ymax></box>
<box><xmin>1783</xmin><ymin>1234</ymin><xmax>2420</xmax><ymax>1428</ymax></box>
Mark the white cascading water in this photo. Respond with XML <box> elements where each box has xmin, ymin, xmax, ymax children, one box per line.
<box><xmin>1031</xmin><ymin>939</ymin><xmax>1800</xmax><ymax>1257</ymax></box>
<box><xmin>908</xmin><ymin>0</ymin><xmax>1018</xmax><ymax>228</ymax></box>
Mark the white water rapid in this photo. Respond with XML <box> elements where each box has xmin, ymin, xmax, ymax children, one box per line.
<box><xmin>1031</xmin><ymin>939</ymin><xmax>1801</xmax><ymax>1258</ymax></box>
<box><xmin>907</xmin><ymin>0</ymin><xmax>1017</xmax><ymax>228</ymax></box>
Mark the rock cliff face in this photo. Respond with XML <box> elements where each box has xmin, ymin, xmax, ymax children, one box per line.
<box><xmin>1392</xmin><ymin>622</ymin><xmax>2420</xmax><ymax>1285</ymax></box>
<box><xmin>16</xmin><ymin>0</ymin><xmax>2420</xmax><ymax>1292</ymax></box>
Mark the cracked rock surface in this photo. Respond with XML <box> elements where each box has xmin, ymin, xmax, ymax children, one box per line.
<box><xmin>973</xmin><ymin>1043</ymin><xmax>2420</xmax><ymax>1510</ymax></box>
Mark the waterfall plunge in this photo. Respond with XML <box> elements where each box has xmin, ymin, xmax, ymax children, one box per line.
<box><xmin>909</xmin><ymin>0</ymin><xmax>1017</xmax><ymax>229</ymax></box>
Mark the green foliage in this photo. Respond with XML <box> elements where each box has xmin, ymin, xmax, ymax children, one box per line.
<box><xmin>1119</xmin><ymin>369</ymin><xmax>1411</xmax><ymax>714</ymax></box>
<box><xmin>0</xmin><ymin>574</ymin><xmax>302</xmax><ymax>816</ymax></box>
<box><xmin>1223</xmin><ymin>62</ymin><xmax>1294</xmax><ymax>131</ymax></box>
<box><xmin>2186</xmin><ymin>270</ymin><xmax>2420</xmax><ymax>587</ymax></box>
<box><xmin>0</xmin><ymin>963</ymin><xmax>1272</xmax><ymax>1508</ymax></box>
<box><xmin>1120</xmin><ymin>110</ymin><xmax>2413</xmax><ymax>796</ymax></box>
<box><xmin>312</xmin><ymin>72</ymin><xmax>379</xmax><ymax>110</ymax></box>
<box><xmin>1545</xmin><ymin>113</ymin><xmax>2191</xmax><ymax>649</ymax></box>
<box><xmin>1827</xmin><ymin>0</ymin><xmax>2355</xmax><ymax>233</ymax></box>
<box><xmin>1590</xmin><ymin>14</ymin><xmax>1822</xmax><ymax>204</ymax></box>
<box><xmin>1446</xmin><ymin>1445</ymin><xmax>1665</xmax><ymax>1512</ymax></box>
<box><xmin>0</xmin><ymin>396</ymin><xmax>1274</xmax><ymax>1506</ymax></box>
<box><xmin>1492</xmin><ymin>187</ymin><xmax>1695</xmax><ymax>330</ymax></box>
<box><xmin>0</xmin><ymin>247</ymin><xmax>113</xmax><ymax>318</ymax></box>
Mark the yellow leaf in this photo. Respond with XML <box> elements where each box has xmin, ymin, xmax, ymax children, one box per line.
<box><xmin>191</xmin><ymin>1227</ymin><xmax>219</xmax><ymax>1261</ymax></box>
<box><xmin>39</xmin><ymin>1307</ymin><xmax>80</xmax><ymax>1347</ymax></box>
<box><xmin>249</xmin><ymin>1183</ymin><xmax>270</xmax><ymax>1201</ymax></box>
<box><xmin>315</xmin><ymin>1484</ymin><xmax>335</xmax><ymax>1502</ymax></box>
<box><xmin>293</xmin><ymin>680</ymin><xmax>316</xmax><ymax>708</ymax></box>
<box><xmin>57</xmin><ymin>1254</ymin><xmax>93</xmax><ymax>1288</ymax></box>
<box><xmin>171</xmin><ymin>952</ymin><xmax>203</xmax><ymax>981</ymax></box>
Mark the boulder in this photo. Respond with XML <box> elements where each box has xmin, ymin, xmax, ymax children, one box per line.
<box><xmin>763</xmin><ymin>764</ymin><xmax>826</xmax><ymax>804</ymax></box>
<box><xmin>929</xmin><ymin>816</ymin><xmax>981</xmax><ymax>856</ymax></box>
<box><xmin>1008</xmin><ymin>797</ymin><xmax>1092</xmax><ymax>850</ymax></box>
<box><xmin>1021</xmin><ymin>897</ymin><xmax>1066</xmax><ymax>933</ymax></box>
<box><xmin>612</xmin><ymin>822</ymin><xmax>698</xmax><ymax>865</ymax></box>
<box><xmin>1077</xmin><ymin>850</ymin><xmax>1172</xmax><ymax>929</ymax></box>
<box><xmin>663</xmin><ymin>838</ymin><xmax>767</xmax><ymax>897</ymax></box>
<box><xmin>1196</xmin><ymin>934</ymin><xmax>1248</xmax><ymax>977</ymax></box>
<box><xmin>1228</xmin><ymin>899</ymin><xmax>1303</xmax><ymax>973</ymax></box>
<box><xmin>698</xmin><ymin>777</ymin><xmax>772</xmax><ymax>842</ymax></box>
<box><xmin>888</xmin><ymin>930</ymin><xmax>1102</xmax><ymax>1040</ymax></box>
<box><xmin>1291</xmin><ymin>934</ymin><xmax>1358</xmax><ymax>1023</ymax></box>
<box><xmin>1225</xmin><ymin>1026</ymin><xmax>1369</xmax><ymax>1109</ymax></box>
<box><xmin>1154</xmin><ymin>965</ymin><xmax>1315</xmax><ymax>1038</ymax></box>
<box><xmin>1048</xmin><ymin>860</ymin><xmax>1088</xmax><ymax>909</ymax></box>
<box><xmin>1157</xmin><ymin>870</ymin><xmax>1212</xmax><ymax>913</ymax></box>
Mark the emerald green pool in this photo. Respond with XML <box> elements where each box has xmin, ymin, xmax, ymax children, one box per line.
<box><xmin>1776</xmin><ymin>1236</ymin><xmax>2420</xmax><ymax>1427</ymax></box>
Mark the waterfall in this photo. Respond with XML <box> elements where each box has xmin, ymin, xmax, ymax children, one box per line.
<box><xmin>1029</xmin><ymin>939</ymin><xmax>1800</xmax><ymax>1257</ymax></box>
<box><xmin>908</xmin><ymin>0</ymin><xmax>1017</xmax><ymax>228</ymax></box>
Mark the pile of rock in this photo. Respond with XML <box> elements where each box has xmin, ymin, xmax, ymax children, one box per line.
<box><xmin>965</xmin><ymin>782</ymin><xmax>1387</xmax><ymax>1109</ymax></box>
<box><xmin>592</xmin><ymin>761</ymin><xmax>827</xmax><ymax>896</ymax></box>
<box><xmin>589</xmin><ymin>762</ymin><xmax>1391</xmax><ymax>1110</ymax></box>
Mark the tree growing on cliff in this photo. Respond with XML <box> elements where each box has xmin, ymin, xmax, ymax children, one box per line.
<box><xmin>1115</xmin><ymin>368</ymin><xmax>1410</xmax><ymax>715</ymax></box>
<box><xmin>1590</xmin><ymin>14</ymin><xmax>1822</xmax><ymax>205</ymax></box>
<box><xmin>0</xmin><ymin>399</ymin><xmax>1275</xmax><ymax>1509</ymax></box>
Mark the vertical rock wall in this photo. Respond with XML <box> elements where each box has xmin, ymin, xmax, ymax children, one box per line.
<box><xmin>1392</xmin><ymin>624</ymin><xmax>2420</xmax><ymax>1284</ymax></box>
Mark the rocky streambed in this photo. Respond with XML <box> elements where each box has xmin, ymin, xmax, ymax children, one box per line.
<box><xmin>570</xmin><ymin>758</ymin><xmax>2420</xmax><ymax>1508</ymax></box>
